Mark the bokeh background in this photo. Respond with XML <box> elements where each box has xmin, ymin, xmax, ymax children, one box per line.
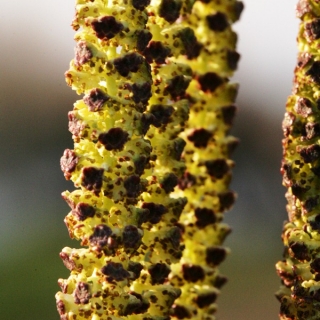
<box><xmin>0</xmin><ymin>1</ymin><xmax>298</xmax><ymax>319</ymax></box>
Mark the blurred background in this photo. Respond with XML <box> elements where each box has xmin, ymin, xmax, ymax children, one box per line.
<box><xmin>0</xmin><ymin>0</ymin><xmax>298</xmax><ymax>319</ymax></box>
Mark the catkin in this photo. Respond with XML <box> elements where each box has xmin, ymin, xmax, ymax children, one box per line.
<box><xmin>276</xmin><ymin>1</ymin><xmax>320</xmax><ymax>319</ymax></box>
<box><xmin>56</xmin><ymin>0</ymin><xmax>242</xmax><ymax>319</ymax></box>
<box><xmin>168</xmin><ymin>1</ymin><xmax>242</xmax><ymax>319</ymax></box>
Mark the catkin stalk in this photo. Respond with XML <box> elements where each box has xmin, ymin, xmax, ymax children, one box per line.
<box><xmin>56</xmin><ymin>0</ymin><xmax>242</xmax><ymax>319</ymax></box>
<box><xmin>276</xmin><ymin>1</ymin><xmax>320</xmax><ymax>319</ymax></box>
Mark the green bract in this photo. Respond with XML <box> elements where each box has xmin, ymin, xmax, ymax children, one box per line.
<box><xmin>56</xmin><ymin>0</ymin><xmax>242</xmax><ymax>319</ymax></box>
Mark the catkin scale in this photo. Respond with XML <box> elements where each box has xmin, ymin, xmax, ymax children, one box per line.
<box><xmin>56</xmin><ymin>0</ymin><xmax>242</xmax><ymax>319</ymax></box>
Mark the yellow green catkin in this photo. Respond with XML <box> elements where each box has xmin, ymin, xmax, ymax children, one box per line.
<box><xmin>167</xmin><ymin>1</ymin><xmax>242</xmax><ymax>319</ymax></box>
<box><xmin>276</xmin><ymin>1</ymin><xmax>320</xmax><ymax>319</ymax></box>
<box><xmin>56</xmin><ymin>0</ymin><xmax>242</xmax><ymax>319</ymax></box>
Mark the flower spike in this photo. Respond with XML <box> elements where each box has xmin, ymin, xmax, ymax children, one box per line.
<box><xmin>276</xmin><ymin>1</ymin><xmax>320</xmax><ymax>319</ymax></box>
<box><xmin>56</xmin><ymin>0</ymin><xmax>242</xmax><ymax>319</ymax></box>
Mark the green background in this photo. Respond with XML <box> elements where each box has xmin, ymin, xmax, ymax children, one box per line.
<box><xmin>0</xmin><ymin>0</ymin><xmax>299</xmax><ymax>319</ymax></box>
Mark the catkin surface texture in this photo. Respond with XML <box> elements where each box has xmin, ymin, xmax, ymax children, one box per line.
<box><xmin>56</xmin><ymin>0</ymin><xmax>242</xmax><ymax>319</ymax></box>
<box><xmin>276</xmin><ymin>1</ymin><xmax>320</xmax><ymax>319</ymax></box>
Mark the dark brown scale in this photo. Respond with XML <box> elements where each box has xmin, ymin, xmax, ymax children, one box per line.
<box><xmin>293</xmin><ymin>283</ymin><xmax>308</xmax><ymax>299</ymax></box>
<box><xmin>81</xmin><ymin>167</ymin><xmax>104</xmax><ymax>194</ymax></box>
<box><xmin>194</xmin><ymin>292</ymin><xmax>217</xmax><ymax>308</ymax></box>
<box><xmin>72</xmin><ymin>202</ymin><xmax>96</xmax><ymax>221</ymax></box>
<box><xmin>164</xmin><ymin>75</ymin><xmax>190</xmax><ymax>99</ymax></box>
<box><xmin>131</xmin><ymin>82</ymin><xmax>152</xmax><ymax>104</ymax></box>
<box><xmin>178</xmin><ymin>28</ymin><xmax>202</xmax><ymax>59</ymax></box>
<box><xmin>141</xmin><ymin>202</ymin><xmax>167</xmax><ymax>223</ymax></box>
<box><xmin>160</xmin><ymin>173</ymin><xmax>178</xmax><ymax>193</ymax></box>
<box><xmin>281</xmin><ymin>163</ymin><xmax>292</xmax><ymax>187</ymax></box>
<box><xmin>132</xmin><ymin>0</ymin><xmax>150</xmax><ymax>10</ymax></box>
<box><xmin>304</xmin><ymin>196</ymin><xmax>319</xmax><ymax>212</ymax></box>
<box><xmin>113</xmin><ymin>53</ymin><xmax>144</xmax><ymax>77</ymax></box>
<box><xmin>140</xmin><ymin>113</ymin><xmax>156</xmax><ymax>134</ymax></box>
<box><xmin>167</xmin><ymin>226</ymin><xmax>181</xmax><ymax>249</ymax></box>
<box><xmin>171</xmin><ymin>304</ymin><xmax>192</xmax><ymax>319</ymax></box>
<box><xmin>294</xmin><ymin>97</ymin><xmax>312</xmax><ymax>118</ymax></box>
<box><xmin>136</xmin><ymin>30</ymin><xmax>152</xmax><ymax>52</ymax></box>
<box><xmin>195</xmin><ymin>207</ymin><xmax>217</xmax><ymax>228</ymax></box>
<box><xmin>60</xmin><ymin>252</ymin><xmax>76</xmax><ymax>271</ymax></box>
<box><xmin>143</xmin><ymin>41</ymin><xmax>171</xmax><ymax>64</ymax></box>
<box><xmin>206</xmin><ymin>12</ymin><xmax>229</xmax><ymax>32</ymax></box>
<box><xmin>311</xmin><ymin>258</ymin><xmax>320</xmax><ymax>273</ymax></box>
<box><xmin>171</xmin><ymin>138</ymin><xmax>186</xmax><ymax>160</ymax></box>
<box><xmin>312</xmin><ymin>165</ymin><xmax>320</xmax><ymax>177</ymax></box>
<box><xmin>68</xmin><ymin>111</ymin><xmax>86</xmax><ymax>138</ymax></box>
<box><xmin>227</xmin><ymin>138</ymin><xmax>239</xmax><ymax>156</ymax></box>
<box><xmin>171</xmin><ymin>199</ymin><xmax>187</xmax><ymax>218</ymax></box>
<box><xmin>60</xmin><ymin>149</ymin><xmax>78</xmax><ymax>180</ymax></box>
<box><xmin>218</xmin><ymin>191</ymin><xmax>235</xmax><ymax>211</ymax></box>
<box><xmin>158</xmin><ymin>0</ymin><xmax>182</xmax><ymax>23</ymax></box>
<box><xmin>124</xmin><ymin>175</ymin><xmax>141</xmax><ymax>198</ymax></box>
<box><xmin>98</xmin><ymin>128</ymin><xmax>129</xmax><ymax>151</ymax></box>
<box><xmin>74</xmin><ymin>282</ymin><xmax>91</xmax><ymax>304</ymax></box>
<box><xmin>101</xmin><ymin>262</ymin><xmax>130</xmax><ymax>282</ymax></box>
<box><xmin>83</xmin><ymin>88</ymin><xmax>110</xmax><ymax>112</ymax></box>
<box><xmin>178</xmin><ymin>172</ymin><xmax>196</xmax><ymax>190</ymax></box>
<box><xmin>206</xmin><ymin>247</ymin><xmax>227</xmax><ymax>266</ymax></box>
<box><xmin>227</xmin><ymin>50</ymin><xmax>240</xmax><ymax>70</ymax></box>
<box><xmin>133</xmin><ymin>155</ymin><xmax>149</xmax><ymax>175</ymax></box>
<box><xmin>205</xmin><ymin>159</ymin><xmax>229</xmax><ymax>179</ymax></box>
<box><xmin>311</xmin><ymin>289</ymin><xmax>320</xmax><ymax>302</ymax></box>
<box><xmin>221</xmin><ymin>105</ymin><xmax>237</xmax><ymax>125</ymax></box>
<box><xmin>182</xmin><ymin>264</ymin><xmax>205</xmax><ymax>282</ymax></box>
<box><xmin>289</xmin><ymin>242</ymin><xmax>310</xmax><ymax>261</ymax></box>
<box><xmin>149</xmin><ymin>104</ymin><xmax>174</xmax><ymax>127</ymax></box>
<box><xmin>198</xmin><ymin>72</ymin><xmax>223</xmax><ymax>93</ymax></box>
<box><xmin>306</xmin><ymin>61</ymin><xmax>320</xmax><ymax>84</ymax></box>
<box><xmin>122</xmin><ymin>225</ymin><xmax>142</xmax><ymax>248</ymax></box>
<box><xmin>187</xmin><ymin>128</ymin><xmax>212</xmax><ymax>148</ymax></box>
<box><xmin>128</xmin><ymin>262</ymin><xmax>143</xmax><ymax>280</ymax></box>
<box><xmin>89</xmin><ymin>224</ymin><xmax>113</xmax><ymax>248</ymax></box>
<box><xmin>234</xmin><ymin>1</ymin><xmax>245</xmax><ymax>20</ymax></box>
<box><xmin>279</xmin><ymin>298</ymin><xmax>293</xmax><ymax>318</ymax></box>
<box><xmin>91</xmin><ymin>16</ymin><xmax>124</xmax><ymax>40</ymax></box>
<box><xmin>148</xmin><ymin>263</ymin><xmax>171</xmax><ymax>284</ymax></box>
<box><xmin>291</xmin><ymin>183</ymin><xmax>307</xmax><ymax>198</ymax></box>
<box><xmin>213</xmin><ymin>275</ymin><xmax>228</xmax><ymax>289</ymax></box>
<box><xmin>310</xmin><ymin>214</ymin><xmax>320</xmax><ymax>231</ymax></box>
<box><xmin>121</xmin><ymin>295</ymin><xmax>149</xmax><ymax>315</ymax></box>
<box><xmin>299</xmin><ymin>144</ymin><xmax>320</xmax><ymax>163</ymax></box>
<box><xmin>74</xmin><ymin>41</ymin><xmax>93</xmax><ymax>66</ymax></box>
<box><xmin>305</xmin><ymin>18</ymin><xmax>320</xmax><ymax>41</ymax></box>
<box><xmin>306</xmin><ymin>122</ymin><xmax>320</xmax><ymax>139</ymax></box>
<box><xmin>291</xmin><ymin>118</ymin><xmax>307</xmax><ymax>137</ymax></box>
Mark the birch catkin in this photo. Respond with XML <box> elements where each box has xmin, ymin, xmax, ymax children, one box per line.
<box><xmin>56</xmin><ymin>0</ymin><xmax>242</xmax><ymax>319</ymax></box>
<box><xmin>168</xmin><ymin>2</ymin><xmax>242</xmax><ymax>319</ymax></box>
<box><xmin>276</xmin><ymin>1</ymin><xmax>320</xmax><ymax>319</ymax></box>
